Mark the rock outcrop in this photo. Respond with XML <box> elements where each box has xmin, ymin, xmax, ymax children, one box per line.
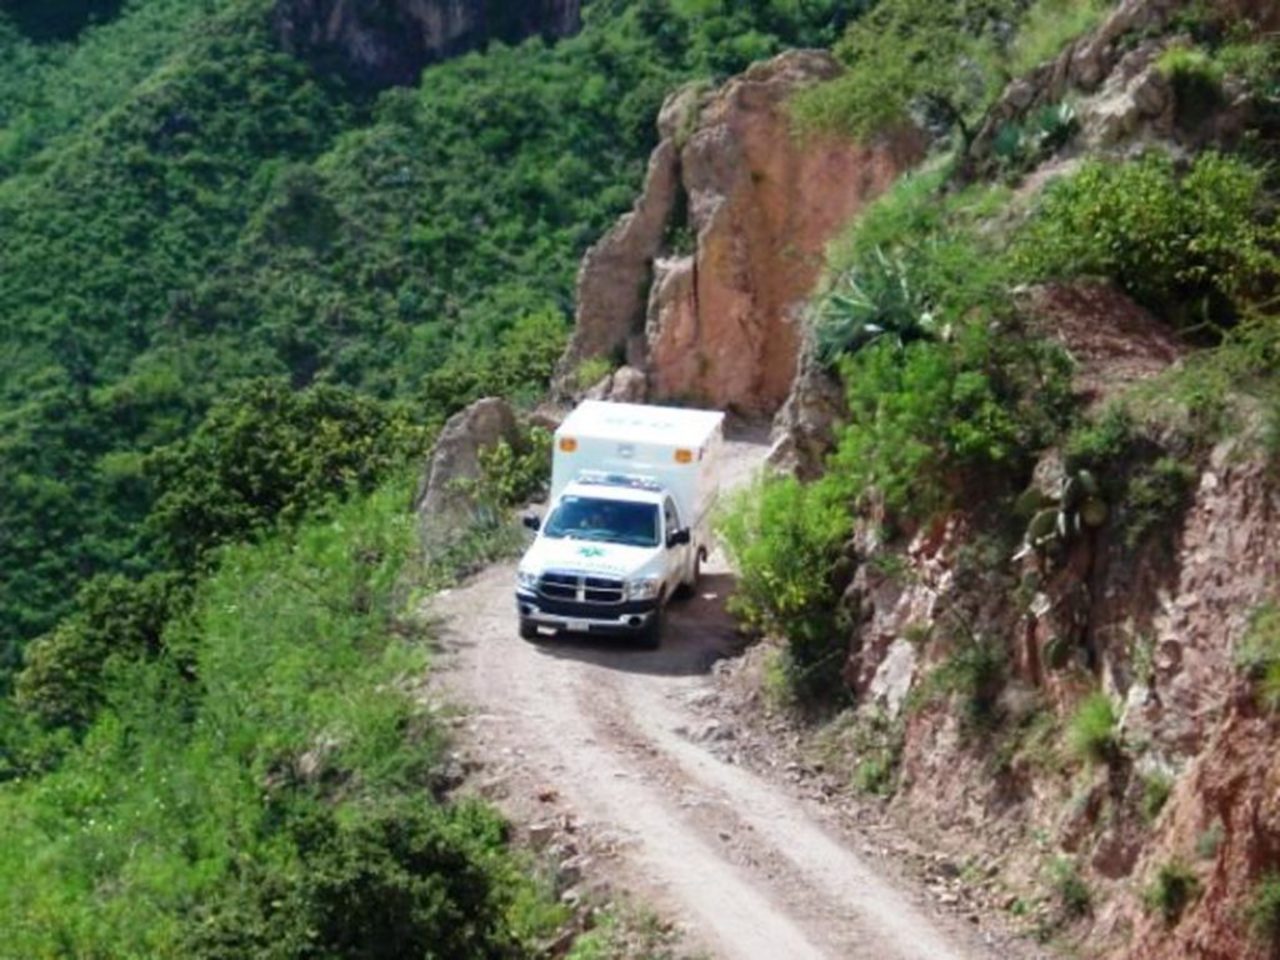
<box><xmin>556</xmin><ymin>50</ymin><xmax>925</xmax><ymax>416</ymax></box>
<box><xmin>826</xmin><ymin>281</ymin><xmax>1280</xmax><ymax>957</ymax></box>
<box><xmin>414</xmin><ymin>397</ymin><xmax>521</xmax><ymax>549</ymax></box>
<box><xmin>962</xmin><ymin>0</ymin><xmax>1274</xmax><ymax>178</ymax></box>
<box><xmin>273</xmin><ymin>0</ymin><xmax>581</xmax><ymax>89</ymax></box>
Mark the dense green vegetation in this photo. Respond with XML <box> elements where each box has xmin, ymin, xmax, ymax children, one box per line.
<box><xmin>725</xmin><ymin>122</ymin><xmax>1278</xmax><ymax>707</ymax></box>
<box><xmin>790</xmin><ymin>0</ymin><xmax>1108</xmax><ymax>144</ymax></box>
<box><xmin>0</xmin><ymin>2</ymin><xmax>867</xmax><ymax>952</ymax></box>
<box><xmin>1</xmin><ymin>483</ymin><xmax>568</xmax><ymax>957</ymax></box>
<box><xmin>0</xmin><ymin>0</ymin><xmax>852</xmax><ymax>679</ymax></box>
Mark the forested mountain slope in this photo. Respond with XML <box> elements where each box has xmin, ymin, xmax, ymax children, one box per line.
<box><xmin>0</xmin><ymin>0</ymin><xmax>853</xmax><ymax>678</ymax></box>
<box><xmin>0</xmin><ymin>2</ymin><xmax>860</xmax><ymax>955</ymax></box>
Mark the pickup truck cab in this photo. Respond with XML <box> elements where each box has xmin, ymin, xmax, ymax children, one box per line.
<box><xmin>516</xmin><ymin>401</ymin><xmax>724</xmax><ymax>647</ymax></box>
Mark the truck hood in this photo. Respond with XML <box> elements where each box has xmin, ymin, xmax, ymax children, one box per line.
<box><xmin>521</xmin><ymin>536</ymin><xmax>662</xmax><ymax>580</ymax></box>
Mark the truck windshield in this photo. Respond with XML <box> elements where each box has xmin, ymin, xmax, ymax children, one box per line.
<box><xmin>543</xmin><ymin>496</ymin><xmax>660</xmax><ymax>548</ymax></box>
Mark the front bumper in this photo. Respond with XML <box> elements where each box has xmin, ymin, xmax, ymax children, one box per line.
<box><xmin>516</xmin><ymin>590</ymin><xmax>658</xmax><ymax>636</ymax></box>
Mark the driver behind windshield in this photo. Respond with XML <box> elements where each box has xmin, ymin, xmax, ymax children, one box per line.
<box><xmin>544</xmin><ymin>496</ymin><xmax>658</xmax><ymax>548</ymax></box>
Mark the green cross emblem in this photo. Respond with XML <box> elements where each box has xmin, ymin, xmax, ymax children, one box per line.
<box><xmin>577</xmin><ymin>546</ymin><xmax>605</xmax><ymax>558</ymax></box>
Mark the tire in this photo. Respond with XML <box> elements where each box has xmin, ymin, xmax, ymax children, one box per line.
<box><xmin>675</xmin><ymin>549</ymin><xmax>703</xmax><ymax>601</ymax></box>
<box><xmin>637</xmin><ymin>606</ymin><xmax>663</xmax><ymax>650</ymax></box>
<box><xmin>519</xmin><ymin>617</ymin><xmax>540</xmax><ymax>642</ymax></box>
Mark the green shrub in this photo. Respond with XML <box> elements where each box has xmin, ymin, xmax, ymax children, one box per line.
<box><xmin>718</xmin><ymin>477</ymin><xmax>851</xmax><ymax>700</ymax></box>
<box><xmin>0</xmin><ymin>483</ymin><xmax>566</xmax><ymax>957</ymax></box>
<box><xmin>1049</xmin><ymin>855</ymin><xmax>1092</xmax><ymax>918</ymax></box>
<box><xmin>926</xmin><ymin>637</ymin><xmax>1009</xmax><ymax>732</ymax></box>
<box><xmin>790</xmin><ymin>0</ymin><xmax>1016</xmax><ymax>142</ymax></box>
<box><xmin>1008</xmin><ymin>0</ymin><xmax>1110</xmax><ymax>75</ymax></box>
<box><xmin>1144</xmin><ymin>860</ymin><xmax>1200</xmax><ymax>925</ymax></box>
<box><xmin>1015</xmin><ymin>152</ymin><xmax>1280</xmax><ymax>329</ymax></box>
<box><xmin>849</xmin><ymin>708</ymin><xmax>905</xmax><ymax>795</ymax></box>
<box><xmin>1067</xmin><ymin>692</ymin><xmax>1119</xmax><ymax>766</ymax></box>
<box><xmin>1247</xmin><ymin>873</ymin><xmax>1280</xmax><ymax>947</ymax></box>
<box><xmin>1157</xmin><ymin>45</ymin><xmax>1225</xmax><ymax>124</ymax></box>
<box><xmin>184</xmin><ymin>801</ymin><xmax>548</xmax><ymax>959</ymax></box>
<box><xmin>1124</xmin><ymin>456</ymin><xmax>1198</xmax><ymax>549</ymax></box>
<box><xmin>471</xmin><ymin>427</ymin><xmax>554</xmax><ymax>513</ymax></box>
<box><xmin>15</xmin><ymin>573</ymin><xmax>190</xmax><ymax>732</ymax></box>
<box><xmin>827</xmin><ymin>323</ymin><xmax>1072</xmax><ymax>521</ymax></box>
<box><xmin>1141</xmin><ymin>771</ymin><xmax>1174</xmax><ymax>823</ymax></box>
<box><xmin>1196</xmin><ymin>820</ymin><xmax>1225</xmax><ymax>860</ymax></box>
<box><xmin>1236</xmin><ymin>603</ymin><xmax>1280</xmax><ymax>709</ymax></box>
<box><xmin>145</xmin><ymin>380</ymin><xmax>429</xmax><ymax>570</ymax></box>
<box><xmin>823</xmin><ymin>167</ymin><xmax>1015</xmax><ymax>325</ymax></box>
<box><xmin>572</xmin><ymin>356</ymin><xmax>616</xmax><ymax>392</ymax></box>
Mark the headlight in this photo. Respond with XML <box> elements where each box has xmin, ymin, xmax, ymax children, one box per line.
<box><xmin>516</xmin><ymin>569</ymin><xmax>539</xmax><ymax>591</ymax></box>
<box><xmin>625</xmin><ymin>576</ymin><xmax>660</xmax><ymax>601</ymax></box>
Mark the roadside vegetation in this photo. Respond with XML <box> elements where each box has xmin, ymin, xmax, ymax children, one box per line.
<box><xmin>0</xmin><ymin>1</ymin><xmax>861</xmax><ymax>953</ymax></box>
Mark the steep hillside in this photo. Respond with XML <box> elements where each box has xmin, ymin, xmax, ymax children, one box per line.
<box><xmin>0</xmin><ymin>2</ymin><xmax>861</xmax><ymax>956</ymax></box>
<box><xmin>582</xmin><ymin>0</ymin><xmax>1279</xmax><ymax>957</ymax></box>
<box><xmin>0</xmin><ymin>0</ymin><xmax>851</xmax><ymax>679</ymax></box>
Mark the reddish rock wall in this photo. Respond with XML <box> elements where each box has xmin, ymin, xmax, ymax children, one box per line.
<box><xmin>556</xmin><ymin>51</ymin><xmax>924</xmax><ymax>416</ymax></box>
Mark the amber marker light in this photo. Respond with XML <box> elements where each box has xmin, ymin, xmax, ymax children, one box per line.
<box><xmin>559</xmin><ymin>437</ymin><xmax>578</xmax><ymax>453</ymax></box>
<box><xmin>674</xmin><ymin>448</ymin><xmax>694</xmax><ymax>464</ymax></box>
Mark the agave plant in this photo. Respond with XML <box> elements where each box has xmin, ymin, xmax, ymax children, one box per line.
<box><xmin>815</xmin><ymin>247</ymin><xmax>939</xmax><ymax>366</ymax></box>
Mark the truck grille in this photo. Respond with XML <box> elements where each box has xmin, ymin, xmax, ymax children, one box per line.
<box><xmin>539</xmin><ymin>571</ymin><xmax>625</xmax><ymax>605</ymax></box>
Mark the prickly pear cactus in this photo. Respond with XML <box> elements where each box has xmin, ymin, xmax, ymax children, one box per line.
<box><xmin>1014</xmin><ymin>469</ymin><xmax>1107</xmax><ymax>561</ymax></box>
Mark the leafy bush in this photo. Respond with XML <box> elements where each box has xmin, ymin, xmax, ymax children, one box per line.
<box><xmin>718</xmin><ymin>477</ymin><xmax>852</xmax><ymax>700</ymax></box>
<box><xmin>1008</xmin><ymin>0</ymin><xmax>1110</xmax><ymax>75</ymax></box>
<box><xmin>145</xmin><ymin>380</ymin><xmax>429</xmax><ymax>570</ymax></box>
<box><xmin>1236</xmin><ymin>602</ymin><xmax>1280</xmax><ymax>709</ymax></box>
<box><xmin>1014</xmin><ymin>152</ymin><xmax>1280</xmax><ymax>330</ymax></box>
<box><xmin>14</xmin><ymin>573</ymin><xmax>189</xmax><ymax>732</ymax></box>
<box><xmin>790</xmin><ymin>0</ymin><xmax>1017</xmax><ymax>142</ymax></box>
<box><xmin>1067</xmin><ymin>692</ymin><xmax>1119</xmax><ymax>766</ymax></box>
<box><xmin>1144</xmin><ymin>860</ymin><xmax>1200</xmax><ymax>925</ymax></box>
<box><xmin>827</xmin><ymin>323</ymin><xmax>1072</xmax><ymax>521</ymax></box>
<box><xmin>1123</xmin><ymin>456</ymin><xmax>1197</xmax><ymax>549</ymax></box>
<box><xmin>822</xmin><ymin>168</ymin><xmax>1016</xmax><ymax>330</ymax></box>
<box><xmin>1157</xmin><ymin>45</ymin><xmax>1225</xmax><ymax>123</ymax></box>
<box><xmin>1141</xmin><ymin>771</ymin><xmax>1174</xmax><ymax>823</ymax></box>
<box><xmin>1248</xmin><ymin>873</ymin><xmax>1280</xmax><ymax>947</ymax></box>
<box><xmin>185</xmin><ymin>800</ymin><xmax>549</xmax><ymax>960</ymax></box>
<box><xmin>925</xmin><ymin>636</ymin><xmax>1009</xmax><ymax>732</ymax></box>
<box><xmin>0</xmin><ymin>483</ymin><xmax>564</xmax><ymax>957</ymax></box>
<box><xmin>1048</xmin><ymin>855</ymin><xmax>1091</xmax><ymax>918</ymax></box>
<box><xmin>849</xmin><ymin>708</ymin><xmax>905</xmax><ymax>795</ymax></box>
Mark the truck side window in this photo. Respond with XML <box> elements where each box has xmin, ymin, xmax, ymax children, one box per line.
<box><xmin>663</xmin><ymin>498</ymin><xmax>679</xmax><ymax>536</ymax></box>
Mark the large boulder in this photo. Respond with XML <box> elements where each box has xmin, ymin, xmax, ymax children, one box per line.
<box><xmin>273</xmin><ymin>0</ymin><xmax>581</xmax><ymax>89</ymax></box>
<box><xmin>414</xmin><ymin>397</ymin><xmax>521</xmax><ymax>550</ymax></box>
<box><xmin>556</xmin><ymin>50</ymin><xmax>925</xmax><ymax>416</ymax></box>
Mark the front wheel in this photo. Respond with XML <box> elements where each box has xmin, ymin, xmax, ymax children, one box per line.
<box><xmin>637</xmin><ymin>606</ymin><xmax>663</xmax><ymax>650</ymax></box>
<box><xmin>519</xmin><ymin>617</ymin><xmax>540</xmax><ymax>642</ymax></box>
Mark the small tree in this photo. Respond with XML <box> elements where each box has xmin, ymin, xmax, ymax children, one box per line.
<box><xmin>791</xmin><ymin>0</ymin><xmax>1020</xmax><ymax>147</ymax></box>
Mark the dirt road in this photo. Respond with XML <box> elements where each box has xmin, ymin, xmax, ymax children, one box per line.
<box><xmin>428</xmin><ymin>436</ymin><xmax>1037</xmax><ymax>960</ymax></box>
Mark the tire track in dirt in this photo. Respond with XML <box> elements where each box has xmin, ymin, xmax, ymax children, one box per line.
<box><xmin>427</xmin><ymin>436</ymin><xmax>1033</xmax><ymax>960</ymax></box>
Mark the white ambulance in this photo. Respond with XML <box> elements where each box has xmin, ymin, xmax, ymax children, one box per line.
<box><xmin>515</xmin><ymin>400</ymin><xmax>724</xmax><ymax>646</ymax></box>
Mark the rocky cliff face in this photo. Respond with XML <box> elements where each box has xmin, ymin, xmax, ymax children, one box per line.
<box><xmin>273</xmin><ymin>0</ymin><xmax>581</xmax><ymax>88</ymax></box>
<box><xmin>556</xmin><ymin>50</ymin><xmax>924</xmax><ymax>416</ymax></box>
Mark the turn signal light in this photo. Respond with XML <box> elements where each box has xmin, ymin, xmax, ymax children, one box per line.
<box><xmin>674</xmin><ymin>448</ymin><xmax>694</xmax><ymax>464</ymax></box>
<box><xmin>559</xmin><ymin>437</ymin><xmax>578</xmax><ymax>453</ymax></box>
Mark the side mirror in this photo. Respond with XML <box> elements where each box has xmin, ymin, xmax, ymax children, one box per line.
<box><xmin>667</xmin><ymin>527</ymin><xmax>691</xmax><ymax>548</ymax></box>
<box><xmin>522</xmin><ymin>513</ymin><xmax>541</xmax><ymax>532</ymax></box>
